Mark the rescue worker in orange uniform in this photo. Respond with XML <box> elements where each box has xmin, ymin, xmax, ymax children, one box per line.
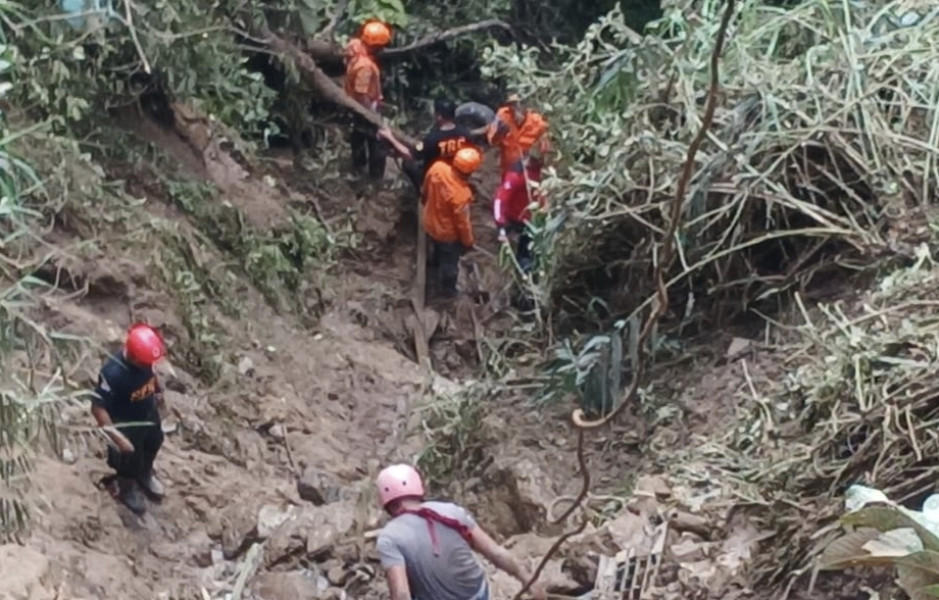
<box><xmin>90</xmin><ymin>323</ymin><xmax>167</xmax><ymax>515</ymax></box>
<box><xmin>494</xmin><ymin>147</ymin><xmax>546</xmax><ymax>275</ymax></box>
<box><xmin>344</xmin><ymin>20</ymin><xmax>393</xmax><ymax>180</ymax></box>
<box><xmin>486</xmin><ymin>92</ymin><xmax>551</xmax><ymax>177</ymax></box>
<box><xmin>422</xmin><ymin>146</ymin><xmax>483</xmax><ymax>298</ymax></box>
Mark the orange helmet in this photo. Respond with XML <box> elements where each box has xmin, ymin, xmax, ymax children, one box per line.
<box><xmin>452</xmin><ymin>146</ymin><xmax>482</xmax><ymax>175</ymax></box>
<box><xmin>361</xmin><ymin>21</ymin><xmax>392</xmax><ymax>47</ymax></box>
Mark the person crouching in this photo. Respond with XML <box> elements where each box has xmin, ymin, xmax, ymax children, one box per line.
<box><xmin>375</xmin><ymin>463</ymin><xmax>547</xmax><ymax>600</ymax></box>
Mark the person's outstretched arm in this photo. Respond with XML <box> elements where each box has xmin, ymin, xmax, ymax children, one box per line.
<box><xmin>377</xmin><ymin>126</ymin><xmax>416</xmax><ymax>160</ymax></box>
<box><xmin>469</xmin><ymin>525</ymin><xmax>546</xmax><ymax>600</ymax></box>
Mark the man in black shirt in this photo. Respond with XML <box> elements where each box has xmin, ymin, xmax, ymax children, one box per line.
<box><xmin>90</xmin><ymin>323</ymin><xmax>167</xmax><ymax>514</ymax></box>
<box><xmin>378</xmin><ymin>97</ymin><xmax>483</xmax><ymax>190</ymax></box>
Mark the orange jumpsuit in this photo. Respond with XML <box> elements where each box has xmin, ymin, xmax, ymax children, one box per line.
<box><xmin>422</xmin><ymin>160</ymin><xmax>475</xmax><ymax>295</ymax></box>
<box><xmin>344</xmin><ymin>38</ymin><xmax>382</xmax><ymax>108</ymax></box>
<box><xmin>422</xmin><ymin>160</ymin><xmax>474</xmax><ymax>248</ymax></box>
<box><xmin>344</xmin><ymin>38</ymin><xmax>385</xmax><ymax>179</ymax></box>
<box><xmin>486</xmin><ymin>107</ymin><xmax>549</xmax><ymax>175</ymax></box>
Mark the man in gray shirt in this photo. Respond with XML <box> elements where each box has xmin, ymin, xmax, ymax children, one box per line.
<box><xmin>375</xmin><ymin>464</ymin><xmax>548</xmax><ymax>600</ymax></box>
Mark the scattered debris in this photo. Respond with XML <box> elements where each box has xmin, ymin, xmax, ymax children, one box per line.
<box><xmin>297</xmin><ymin>467</ymin><xmax>341</xmax><ymax>506</ymax></box>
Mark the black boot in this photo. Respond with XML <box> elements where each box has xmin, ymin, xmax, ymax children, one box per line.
<box><xmin>118</xmin><ymin>477</ymin><xmax>147</xmax><ymax>514</ymax></box>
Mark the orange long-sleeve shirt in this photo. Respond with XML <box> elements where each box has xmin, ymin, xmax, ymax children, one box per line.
<box><xmin>486</xmin><ymin>107</ymin><xmax>549</xmax><ymax>174</ymax></box>
<box><xmin>422</xmin><ymin>161</ymin><xmax>474</xmax><ymax>248</ymax></box>
<box><xmin>344</xmin><ymin>38</ymin><xmax>382</xmax><ymax>108</ymax></box>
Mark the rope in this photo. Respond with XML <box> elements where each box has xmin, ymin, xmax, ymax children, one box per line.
<box><xmin>512</xmin><ymin>2</ymin><xmax>738</xmax><ymax>597</ymax></box>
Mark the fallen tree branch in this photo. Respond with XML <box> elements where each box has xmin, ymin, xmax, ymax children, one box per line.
<box><xmin>381</xmin><ymin>19</ymin><xmax>513</xmax><ymax>59</ymax></box>
<box><xmin>260</xmin><ymin>25</ymin><xmax>417</xmax><ymax>148</ymax></box>
<box><xmin>299</xmin><ymin>19</ymin><xmax>513</xmax><ymax>65</ymax></box>
<box><xmin>512</xmin><ymin>1</ymin><xmax>738</xmax><ymax>597</ymax></box>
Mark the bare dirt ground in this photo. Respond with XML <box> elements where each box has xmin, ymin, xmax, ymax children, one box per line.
<box><xmin>0</xmin><ymin>116</ymin><xmax>863</xmax><ymax>600</ymax></box>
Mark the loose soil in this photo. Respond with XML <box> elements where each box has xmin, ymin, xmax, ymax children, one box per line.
<box><xmin>0</xmin><ymin>114</ymin><xmax>872</xmax><ymax>600</ymax></box>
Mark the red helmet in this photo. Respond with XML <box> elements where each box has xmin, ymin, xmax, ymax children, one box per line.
<box><xmin>125</xmin><ymin>323</ymin><xmax>166</xmax><ymax>367</ymax></box>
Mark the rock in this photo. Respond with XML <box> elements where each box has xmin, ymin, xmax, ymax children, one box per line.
<box><xmin>237</xmin><ymin>355</ymin><xmax>255</xmax><ymax>376</ymax></box>
<box><xmin>725</xmin><ymin>337</ymin><xmax>752</xmax><ymax>360</ymax></box>
<box><xmin>561</xmin><ymin>554</ymin><xmax>598</xmax><ymax>587</ymax></box>
<box><xmin>605</xmin><ymin>510</ymin><xmax>659</xmax><ymax>554</ymax></box>
<box><xmin>477</xmin><ymin>455</ymin><xmax>558</xmax><ymax>535</ymax></box>
<box><xmin>269</xmin><ymin>424</ymin><xmax>286</xmax><ymax>440</ymax></box>
<box><xmin>297</xmin><ymin>467</ymin><xmax>341</xmax><ymax>505</ymax></box>
<box><xmin>669</xmin><ymin>534</ymin><xmax>709</xmax><ymax>562</ymax></box>
<box><xmin>258</xmin><ymin>504</ymin><xmax>296</xmax><ymax>539</ymax></box>
<box><xmin>635</xmin><ymin>474</ymin><xmax>672</xmax><ymax>499</ymax></box>
<box><xmin>192</xmin><ymin>545</ymin><xmax>214</xmax><ymax>568</ymax></box>
<box><xmin>494</xmin><ymin>534</ymin><xmax>580</xmax><ymax>592</ymax></box>
<box><xmin>255</xmin><ymin>570</ymin><xmax>320</xmax><ymax>600</ymax></box>
<box><xmin>61</xmin><ymin>448</ymin><xmax>76</xmax><ymax>464</ymax></box>
<box><xmin>321</xmin><ymin>588</ymin><xmax>347</xmax><ymax>600</ymax></box>
<box><xmin>326</xmin><ymin>563</ymin><xmax>347</xmax><ymax>586</ymax></box>
<box><xmin>219</xmin><ymin>502</ymin><xmax>258</xmax><ymax>559</ymax></box>
<box><xmin>264</xmin><ymin>503</ymin><xmax>357</xmax><ymax>567</ymax></box>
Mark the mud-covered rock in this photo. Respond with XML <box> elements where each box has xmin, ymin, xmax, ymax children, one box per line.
<box><xmin>562</xmin><ymin>553</ymin><xmax>598</xmax><ymax>588</ymax></box>
<box><xmin>326</xmin><ymin>562</ymin><xmax>348</xmax><ymax>586</ymax></box>
<box><xmin>635</xmin><ymin>474</ymin><xmax>672</xmax><ymax>499</ymax></box>
<box><xmin>220</xmin><ymin>502</ymin><xmax>258</xmax><ymax>559</ymax></box>
<box><xmin>263</xmin><ymin>502</ymin><xmax>357</xmax><ymax>567</ymax></box>
<box><xmin>258</xmin><ymin>504</ymin><xmax>295</xmax><ymax>538</ymax></box>
<box><xmin>668</xmin><ymin>533</ymin><xmax>710</xmax><ymax>562</ymax></box>
<box><xmin>254</xmin><ymin>570</ymin><xmax>323</xmax><ymax>600</ymax></box>
<box><xmin>496</xmin><ymin>533</ymin><xmax>581</xmax><ymax>593</ymax></box>
<box><xmin>297</xmin><ymin>467</ymin><xmax>341</xmax><ymax>505</ymax></box>
<box><xmin>472</xmin><ymin>455</ymin><xmax>558</xmax><ymax>535</ymax></box>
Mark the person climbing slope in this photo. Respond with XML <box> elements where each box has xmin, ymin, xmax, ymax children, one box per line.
<box><xmin>344</xmin><ymin>19</ymin><xmax>393</xmax><ymax>180</ymax></box>
<box><xmin>422</xmin><ymin>146</ymin><xmax>483</xmax><ymax>298</ymax></box>
<box><xmin>90</xmin><ymin>323</ymin><xmax>167</xmax><ymax>515</ymax></box>
<box><xmin>375</xmin><ymin>463</ymin><xmax>548</xmax><ymax>600</ymax></box>
<box><xmin>487</xmin><ymin>92</ymin><xmax>551</xmax><ymax>177</ymax></box>
<box><xmin>493</xmin><ymin>147</ymin><xmax>546</xmax><ymax>276</ymax></box>
<box><xmin>378</xmin><ymin>97</ymin><xmax>483</xmax><ymax>191</ymax></box>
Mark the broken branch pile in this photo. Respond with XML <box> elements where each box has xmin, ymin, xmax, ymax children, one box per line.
<box><xmin>667</xmin><ymin>243</ymin><xmax>939</xmax><ymax>591</ymax></box>
<box><xmin>484</xmin><ymin>0</ymin><xmax>939</xmax><ymax>329</ymax></box>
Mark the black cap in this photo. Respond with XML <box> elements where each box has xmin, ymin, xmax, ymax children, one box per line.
<box><xmin>433</xmin><ymin>97</ymin><xmax>456</xmax><ymax>120</ymax></box>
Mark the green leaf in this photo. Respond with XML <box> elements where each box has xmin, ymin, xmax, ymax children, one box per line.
<box><xmin>818</xmin><ymin>528</ymin><xmax>884</xmax><ymax>570</ymax></box>
<box><xmin>841</xmin><ymin>506</ymin><xmax>939</xmax><ymax>552</ymax></box>
<box><xmin>898</xmin><ymin>563</ymin><xmax>939</xmax><ymax>600</ymax></box>
<box><xmin>298</xmin><ymin>0</ymin><xmax>323</xmax><ymax>36</ymax></box>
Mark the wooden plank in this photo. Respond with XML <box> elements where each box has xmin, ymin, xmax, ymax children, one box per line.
<box><xmin>410</xmin><ymin>199</ymin><xmax>431</xmax><ymax>369</ymax></box>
